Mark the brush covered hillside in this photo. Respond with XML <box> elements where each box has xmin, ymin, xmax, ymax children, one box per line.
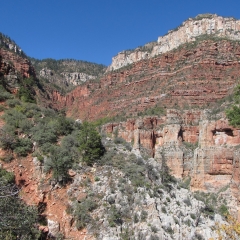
<box><xmin>1</xmin><ymin>14</ymin><xmax>240</xmax><ymax>240</ymax></box>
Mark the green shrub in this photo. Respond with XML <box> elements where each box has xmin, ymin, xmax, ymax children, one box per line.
<box><xmin>226</xmin><ymin>84</ymin><xmax>240</xmax><ymax>127</ymax></box>
<box><xmin>0</xmin><ymin>124</ymin><xmax>16</xmax><ymax>151</ymax></box>
<box><xmin>0</xmin><ymin>87</ymin><xmax>13</xmax><ymax>101</ymax></box>
<box><xmin>61</xmin><ymin>133</ymin><xmax>80</xmax><ymax>161</ymax></box>
<box><xmin>0</xmin><ymin>168</ymin><xmax>15</xmax><ymax>184</ymax></box>
<box><xmin>17</xmin><ymin>85</ymin><xmax>35</xmax><ymax>103</ymax></box>
<box><xmin>190</xmin><ymin>213</ymin><xmax>196</xmax><ymax>220</ymax></box>
<box><xmin>114</xmin><ymin>137</ymin><xmax>125</xmax><ymax>144</ymax></box>
<box><xmin>18</xmin><ymin>118</ymin><xmax>33</xmax><ymax>133</ymax></box>
<box><xmin>2</xmin><ymin>109</ymin><xmax>27</xmax><ymax>128</ymax></box>
<box><xmin>183</xmin><ymin>197</ymin><xmax>192</xmax><ymax>207</ymax></box>
<box><xmin>203</xmin><ymin>204</ymin><xmax>215</xmax><ymax>217</ymax></box>
<box><xmin>161</xmin><ymin>206</ymin><xmax>167</xmax><ymax>213</ymax></box>
<box><xmin>151</xmin><ymin>225</ymin><xmax>158</xmax><ymax>233</ymax></box>
<box><xmin>134</xmin><ymin>213</ymin><xmax>139</xmax><ymax>223</ymax></box>
<box><xmin>0</xmin><ymin>153</ymin><xmax>13</xmax><ymax>163</ymax></box>
<box><xmin>44</xmin><ymin>146</ymin><xmax>72</xmax><ymax>184</ymax></box>
<box><xmin>0</xmin><ymin>105</ymin><xmax>5</xmax><ymax>112</ymax></box>
<box><xmin>95</xmin><ymin>176</ymin><xmax>100</xmax><ymax>181</ymax></box>
<box><xmin>141</xmin><ymin>210</ymin><xmax>148</xmax><ymax>221</ymax></box>
<box><xmin>226</xmin><ymin>105</ymin><xmax>240</xmax><ymax>127</ymax></box>
<box><xmin>6</xmin><ymin>99</ymin><xmax>21</xmax><ymax>108</ymax></box>
<box><xmin>14</xmin><ymin>138</ymin><xmax>33</xmax><ymax>156</ymax></box>
<box><xmin>219</xmin><ymin>204</ymin><xmax>229</xmax><ymax>216</ymax></box>
<box><xmin>72</xmin><ymin>199</ymin><xmax>97</xmax><ymax>230</ymax></box>
<box><xmin>31</xmin><ymin>123</ymin><xmax>58</xmax><ymax>146</ymax></box>
<box><xmin>164</xmin><ymin>226</ymin><xmax>174</xmax><ymax>235</ymax></box>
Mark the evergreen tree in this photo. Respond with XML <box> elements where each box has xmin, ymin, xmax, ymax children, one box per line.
<box><xmin>78</xmin><ymin>121</ymin><xmax>104</xmax><ymax>165</ymax></box>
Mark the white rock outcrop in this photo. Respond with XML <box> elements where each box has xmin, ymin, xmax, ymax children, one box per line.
<box><xmin>108</xmin><ymin>14</ymin><xmax>240</xmax><ymax>71</ymax></box>
<box><xmin>39</xmin><ymin>68</ymin><xmax>96</xmax><ymax>85</ymax></box>
<box><xmin>60</xmin><ymin>72</ymin><xmax>95</xmax><ymax>85</ymax></box>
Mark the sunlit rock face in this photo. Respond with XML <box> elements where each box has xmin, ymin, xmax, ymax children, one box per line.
<box><xmin>50</xmin><ymin>36</ymin><xmax>240</xmax><ymax>121</ymax></box>
<box><xmin>102</xmin><ymin>110</ymin><xmax>240</xmax><ymax>209</ymax></box>
<box><xmin>0</xmin><ymin>48</ymin><xmax>35</xmax><ymax>78</ymax></box>
<box><xmin>108</xmin><ymin>14</ymin><xmax>240</xmax><ymax>71</ymax></box>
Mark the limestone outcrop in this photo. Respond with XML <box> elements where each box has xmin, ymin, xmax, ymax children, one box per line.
<box><xmin>32</xmin><ymin>59</ymin><xmax>106</xmax><ymax>91</ymax></box>
<box><xmin>39</xmin><ymin>68</ymin><xmax>96</xmax><ymax>86</ymax></box>
<box><xmin>108</xmin><ymin>14</ymin><xmax>240</xmax><ymax>71</ymax></box>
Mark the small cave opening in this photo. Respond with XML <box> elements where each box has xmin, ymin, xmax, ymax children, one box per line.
<box><xmin>152</xmin><ymin>132</ymin><xmax>156</xmax><ymax>158</ymax></box>
<box><xmin>224</xmin><ymin>129</ymin><xmax>234</xmax><ymax>137</ymax></box>
<box><xmin>212</xmin><ymin>129</ymin><xmax>234</xmax><ymax>137</ymax></box>
<box><xmin>178</xmin><ymin>128</ymin><xmax>184</xmax><ymax>142</ymax></box>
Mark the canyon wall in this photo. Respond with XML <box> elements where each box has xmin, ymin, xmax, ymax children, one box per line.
<box><xmin>102</xmin><ymin>109</ymin><xmax>240</xmax><ymax>206</ymax></box>
<box><xmin>50</xmin><ymin>39</ymin><xmax>240</xmax><ymax>121</ymax></box>
<box><xmin>108</xmin><ymin>14</ymin><xmax>240</xmax><ymax>71</ymax></box>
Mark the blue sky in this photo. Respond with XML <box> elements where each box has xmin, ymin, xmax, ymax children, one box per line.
<box><xmin>1</xmin><ymin>0</ymin><xmax>240</xmax><ymax>65</ymax></box>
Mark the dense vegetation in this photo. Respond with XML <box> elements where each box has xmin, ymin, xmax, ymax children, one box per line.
<box><xmin>0</xmin><ymin>91</ymin><xmax>104</xmax><ymax>184</ymax></box>
<box><xmin>0</xmin><ymin>78</ymin><xmax>105</xmax><ymax>237</ymax></box>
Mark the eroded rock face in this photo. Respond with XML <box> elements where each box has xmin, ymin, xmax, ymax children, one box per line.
<box><xmin>39</xmin><ymin>68</ymin><xmax>96</xmax><ymax>86</ymax></box>
<box><xmin>50</xmin><ymin>39</ymin><xmax>240</xmax><ymax>121</ymax></box>
<box><xmin>102</xmin><ymin>109</ymin><xmax>240</xmax><ymax>199</ymax></box>
<box><xmin>0</xmin><ymin>48</ymin><xmax>35</xmax><ymax>78</ymax></box>
<box><xmin>60</xmin><ymin>72</ymin><xmax>96</xmax><ymax>85</ymax></box>
<box><xmin>108</xmin><ymin>14</ymin><xmax>240</xmax><ymax>71</ymax></box>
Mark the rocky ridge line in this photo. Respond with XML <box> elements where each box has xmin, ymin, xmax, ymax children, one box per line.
<box><xmin>108</xmin><ymin>14</ymin><xmax>240</xmax><ymax>71</ymax></box>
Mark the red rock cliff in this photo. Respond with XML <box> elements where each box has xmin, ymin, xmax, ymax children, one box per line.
<box><xmin>50</xmin><ymin>39</ymin><xmax>240</xmax><ymax>120</ymax></box>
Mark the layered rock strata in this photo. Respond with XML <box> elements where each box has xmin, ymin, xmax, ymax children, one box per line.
<box><xmin>108</xmin><ymin>14</ymin><xmax>240</xmax><ymax>71</ymax></box>
<box><xmin>50</xmin><ymin>39</ymin><xmax>240</xmax><ymax>120</ymax></box>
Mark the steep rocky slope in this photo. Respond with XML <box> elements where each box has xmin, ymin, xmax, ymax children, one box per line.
<box><xmin>50</xmin><ymin>37</ymin><xmax>240</xmax><ymax>120</ymax></box>
<box><xmin>102</xmin><ymin>109</ymin><xmax>240</xmax><ymax>220</ymax></box>
<box><xmin>0</xmin><ymin>133</ymin><xmax>234</xmax><ymax>239</ymax></box>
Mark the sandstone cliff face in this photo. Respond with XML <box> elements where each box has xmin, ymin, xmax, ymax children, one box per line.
<box><xmin>108</xmin><ymin>14</ymin><xmax>240</xmax><ymax>71</ymax></box>
<box><xmin>102</xmin><ymin>109</ymin><xmax>240</xmax><ymax>217</ymax></box>
<box><xmin>50</xmin><ymin>39</ymin><xmax>240</xmax><ymax>121</ymax></box>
